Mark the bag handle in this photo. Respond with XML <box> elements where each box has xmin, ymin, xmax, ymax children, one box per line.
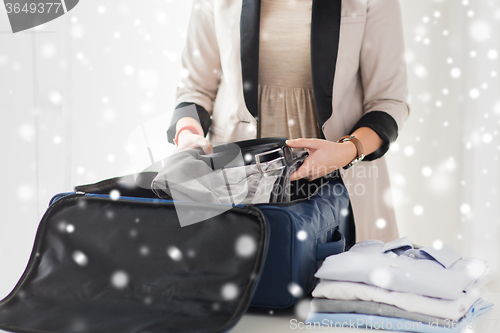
<box><xmin>212</xmin><ymin>137</ymin><xmax>288</xmax><ymax>153</ymax></box>
<box><xmin>74</xmin><ymin>172</ymin><xmax>158</xmax><ymax>195</ymax></box>
<box><xmin>316</xmin><ymin>229</ymin><xmax>345</xmax><ymax>261</ymax></box>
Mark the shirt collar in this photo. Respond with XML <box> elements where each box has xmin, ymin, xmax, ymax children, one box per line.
<box><xmin>419</xmin><ymin>244</ymin><xmax>462</xmax><ymax>269</ymax></box>
<box><xmin>381</xmin><ymin>236</ymin><xmax>413</xmax><ymax>253</ymax></box>
<box><xmin>381</xmin><ymin>237</ymin><xmax>462</xmax><ymax>269</ymax></box>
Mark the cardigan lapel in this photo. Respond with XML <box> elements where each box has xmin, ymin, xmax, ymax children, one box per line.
<box><xmin>311</xmin><ymin>0</ymin><xmax>342</xmax><ymax>134</ymax></box>
<box><xmin>239</xmin><ymin>0</ymin><xmax>342</xmax><ymax>137</ymax></box>
<box><xmin>240</xmin><ymin>0</ymin><xmax>261</xmax><ymax>120</ymax></box>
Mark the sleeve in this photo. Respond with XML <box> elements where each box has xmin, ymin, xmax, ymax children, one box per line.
<box><xmin>167</xmin><ymin>103</ymin><xmax>212</xmax><ymax>143</ymax></box>
<box><xmin>167</xmin><ymin>0</ymin><xmax>222</xmax><ymax>144</ymax></box>
<box><xmin>354</xmin><ymin>0</ymin><xmax>410</xmax><ymax>160</ymax></box>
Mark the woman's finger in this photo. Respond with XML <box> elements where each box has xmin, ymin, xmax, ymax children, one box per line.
<box><xmin>175</xmin><ymin>133</ymin><xmax>213</xmax><ymax>155</ymax></box>
<box><xmin>201</xmin><ymin>141</ymin><xmax>213</xmax><ymax>154</ymax></box>
<box><xmin>286</xmin><ymin>138</ymin><xmax>322</xmax><ymax>150</ymax></box>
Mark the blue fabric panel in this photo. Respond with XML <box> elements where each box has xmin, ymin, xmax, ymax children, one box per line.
<box><xmin>250</xmin><ymin>208</ymin><xmax>294</xmax><ymax>308</ymax></box>
<box><xmin>250</xmin><ymin>180</ymin><xmax>350</xmax><ymax>308</ymax></box>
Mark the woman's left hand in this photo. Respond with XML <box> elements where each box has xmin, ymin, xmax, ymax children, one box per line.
<box><xmin>286</xmin><ymin>138</ymin><xmax>357</xmax><ymax>181</ymax></box>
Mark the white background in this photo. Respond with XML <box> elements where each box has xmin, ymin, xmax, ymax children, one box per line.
<box><xmin>0</xmin><ymin>0</ymin><xmax>499</xmax><ymax>309</ymax></box>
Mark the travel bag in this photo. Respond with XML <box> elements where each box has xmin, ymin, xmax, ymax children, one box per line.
<box><xmin>0</xmin><ymin>170</ymin><xmax>350</xmax><ymax>333</ymax></box>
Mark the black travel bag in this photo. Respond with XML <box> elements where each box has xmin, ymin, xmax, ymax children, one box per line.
<box><xmin>0</xmin><ymin>165</ymin><xmax>350</xmax><ymax>332</ymax></box>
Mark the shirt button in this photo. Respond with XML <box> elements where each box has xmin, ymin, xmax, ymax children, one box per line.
<box><xmin>409</xmin><ymin>253</ymin><xmax>416</xmax><ymax>259</ymax></box>
<box><xmin>390</xmin><ymin>263</ymin><xmax>398</xmax><ymax>268</ymax></box>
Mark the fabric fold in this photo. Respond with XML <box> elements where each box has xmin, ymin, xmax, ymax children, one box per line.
<box><xmin>312</xmin><ymin>280</ymin><xmax>486</xmax><ymax>321</ymax></box>
<box><xmin>305</xmin><ymin>298</ymin><xmax>494</xmax><ymax>333</ymax></box>
<box><xmin>258</xmin><ymin>84</ymin><xmax>321</xmax><ymax>140</ymax></box>
<box><xmin>310</xmin><ymin>299</ymin><xmax>455</xmax><ymax>327</ymax></box>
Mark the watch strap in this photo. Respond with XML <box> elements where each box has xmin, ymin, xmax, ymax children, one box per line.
<box><xmin>337</xmin><ymin>135</ymin><xmax>365</xmax><ymax>169</ymax></box>
<box><xmin>338</xmin><ymin>135</ymin><xmax>364</xmax><ymax>157</ymax></box>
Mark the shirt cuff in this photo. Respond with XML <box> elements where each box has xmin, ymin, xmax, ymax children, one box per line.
<box><xmin>167</xmin><ymin>102</ymin><xmax>212</xmax><ymax>144</ymax></box>
<box><xmin>349</xmin><ymin>111</ymin><xmax>398</xmax><ymax>161</ymax></box>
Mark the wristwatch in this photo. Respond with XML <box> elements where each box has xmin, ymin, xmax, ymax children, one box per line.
<box><xmin>337</xmin><ymin>135</ymin><xmax>365</xmax><ymax>169</ymax></box>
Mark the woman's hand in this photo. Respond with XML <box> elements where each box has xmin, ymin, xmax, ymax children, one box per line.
<box><xmin>175</xmin><ymin>130</ymin><xmax>213</xmax><ymax>154</ymax></box>
<box><xmin>286</xmin><ymin>138</ymin><xmax>357</xmax><ymax>181</ymax></box>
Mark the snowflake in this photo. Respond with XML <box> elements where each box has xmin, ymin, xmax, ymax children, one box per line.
<box><xmin>221</xmin><ymin>283</ymin><xmax>238</xmax><ymax>301</ymax></box>
<box><xmin>111</xmin><ymin>271</ymin><xmax>129</xmax><ymax>289</ymax></box>
<box><xmin>235</xmin><ymin>235</ymin><xmax>257</xmax><ymax>257</ymax></box>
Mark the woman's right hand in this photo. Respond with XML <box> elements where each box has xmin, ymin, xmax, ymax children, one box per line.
<box><xmin>175</xmin><ymin>130</ymin><xmax>213</xmax><ymax>154</ymax></box>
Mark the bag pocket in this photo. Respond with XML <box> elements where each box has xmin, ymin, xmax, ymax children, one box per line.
<box><xmin>316</xmin><ymin>229</ymin><xmax>346</xmax><ymax>261</ymax></box>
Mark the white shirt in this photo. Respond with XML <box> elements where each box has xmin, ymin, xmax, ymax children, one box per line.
<box><xmin>315</xmin><ymin>237</ymin><xmax>488</xmax><ymax>300</ymax></box>
<box><xmin>312</xmin><ymin>280</ymin><xmax>487</xmax><ymax>321</ymax></box>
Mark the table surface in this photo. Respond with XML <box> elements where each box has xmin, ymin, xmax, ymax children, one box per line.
<box><xmin>0</xmin><ymin>293</ymin><xmax>497</xmax><ymax>333</ymax></box>
<box><xmin>231</xmin><ymin>292</ymin><xmax>500</xmax><ymax>333</ymax></box>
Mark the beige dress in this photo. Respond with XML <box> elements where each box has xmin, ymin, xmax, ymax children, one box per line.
<box><xmin>258</xmin><ymin>0</ymin><xmax>321</xmax><ymax>140</ymax></box>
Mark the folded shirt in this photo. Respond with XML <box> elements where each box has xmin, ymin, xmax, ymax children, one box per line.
<box><xmin>310</xmin><ymin>299</ymin><xmax>452</xmax><ymax>327</ymax></box>
<box><xmin>312</xmin><ymin>280</ymin><xmax>486</xmax><ymax>321</ymax></box>
<box><xmin>305</xmin><ymin>298</ymin><xmax>494</xmax><ymax>333</ymax></box>
<box><xmin>315</xmin><ymin>237</ymin><xmax>488</xmax><ymax>300</ymax></box>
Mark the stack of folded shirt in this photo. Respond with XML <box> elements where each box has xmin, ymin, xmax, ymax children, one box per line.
<box><xmin>305</xmin><ymin>237</ymin><xmax>494</xmax><ymax>333</ymax></box>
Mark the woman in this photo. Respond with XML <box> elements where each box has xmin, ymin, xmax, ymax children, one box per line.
<box><xmin>167</xmin><ymin>0</ymin><xmax>410</xmax><ymax>242</ymax></box>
